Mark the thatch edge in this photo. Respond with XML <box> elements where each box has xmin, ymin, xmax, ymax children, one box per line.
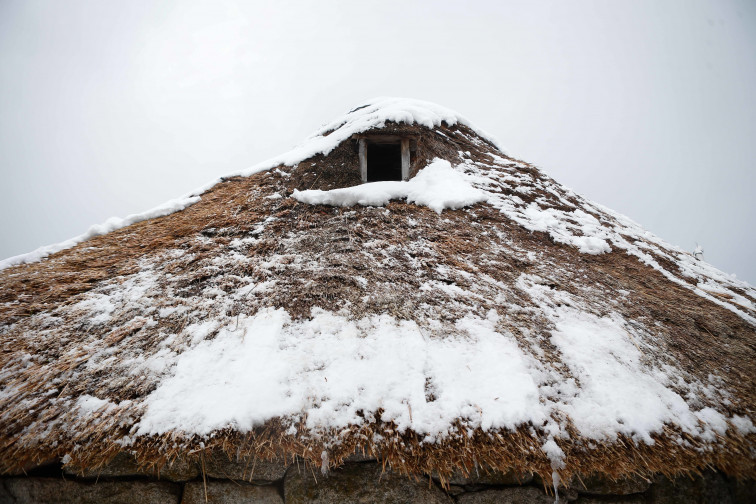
<box><xmin>3</xmin><ymin>417</ymin><xmax>755</xmax><ymax>488</ymax></box>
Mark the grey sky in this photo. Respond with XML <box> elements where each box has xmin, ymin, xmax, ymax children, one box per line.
<box><xmin>1</xmin><ymin>0</ymin><xmax>754</xmax><ymax>284</ymax></box>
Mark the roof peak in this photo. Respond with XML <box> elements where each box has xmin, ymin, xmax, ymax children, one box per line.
<box><xmin>312</xmin><ymin>97</ymin><xmax>504</xmax><ymax>152</ymax></box>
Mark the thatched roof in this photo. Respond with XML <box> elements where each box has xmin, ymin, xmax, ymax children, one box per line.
<box><xmin>1</xmin><ymin>98</ymin><xmax>754</xmax><ymax>487</ymax></box>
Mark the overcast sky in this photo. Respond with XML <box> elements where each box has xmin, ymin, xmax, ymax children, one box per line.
<box><xmin>1</xmin><ymin>0</ymin><xmax>754</xmax><ymax>284</ymax></box>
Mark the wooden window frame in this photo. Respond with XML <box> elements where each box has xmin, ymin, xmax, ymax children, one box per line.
<box><xmin>358</xmin><ymin>136</ymin><xmax>413</xmax><ymax>183</ymax></box>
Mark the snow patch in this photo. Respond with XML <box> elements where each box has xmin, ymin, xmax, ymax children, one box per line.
<box><xmin>292</xmin><ymin>159</ymin><xmax>487</xmax><ymax>214</ymax></box>
<box><xmin>137</xmin><ymin>307</ymin><xmax>546</xmax><ymax>437</ymax></box>
<box><xmin>76</xmin><ymin>395</ymin><xmax>116</xmax><ymax>415</ymax></box>
<box><xmin>731</xmin><ymin>415</ymin><xmax>756</xmax><ymax>434</ymax></box>
<box><xmin>518</xmin><ymin>273</ymin><xmax>737</xmax><ymax>443</ymax></box>
<box><xmin>574</xmin><ymin>236</ymin><xmax>612</xmax><ymax>255</ymax></box>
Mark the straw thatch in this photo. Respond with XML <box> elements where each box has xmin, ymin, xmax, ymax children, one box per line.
<box><xmin>1</xmin><ymin>100</ymin><xmax>754</xmax><ymax>490</ymax></box>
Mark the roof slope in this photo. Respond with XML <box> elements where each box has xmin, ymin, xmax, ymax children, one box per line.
<box><xmin>1</xmin><ymin>98</ymin><xmax>755</xmax><ymax>485</ymax></box>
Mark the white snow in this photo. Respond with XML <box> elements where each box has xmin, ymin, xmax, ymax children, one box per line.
<box><xmin>548</xmin><ymin>308</ymin><xmax>699</xmax><ymax>442</ymax></box>
<box><xmin>70</xmin><ymin>266</ymin><xmax>158</xmax><ymax>326</ymax></box>
<box><xmin>75</xmin><ymin>296</ymin><xmax>117</xmax><ymax>325</ymax></box>
<box><xmin>134</xmin><ymin>289</ymin><xmax>748</xmax><ymax>454</ymax></box>
<box><xmin>518</xmin><ymin>273</ymin><xmax>734</xmax><ymax>443</ymax></box>
<box><xmin>137</xmin><ymin>307</ymin><xmax>548</xmax><ymax>437</ymax></box>
<box><xmin>292</xmin><ymin>159</ymin><xmax>487</xmax><ymax>213</ymax></box>
<box><xmin>574</xmin><ymin>236</ymin><xmax>612</xmax><ymax>255</ymax></box>
<box><xmin>731</xmin><ymin>415</ymin><xmax>756</xmax><ymax>434</ymax></box>
<box><xmin>76</xmin><ymin>395</ymin><xmax>116</xmax><ymax>416</ymax></box>
<box><xmin>495</xmin><ymin>202</ymin><xmax>612</xmax><ymax>255</ymax></box>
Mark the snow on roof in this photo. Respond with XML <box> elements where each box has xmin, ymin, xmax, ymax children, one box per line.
<box><xmin>1</xmin><ymin>99</ymin><xmax>755</xmax><ymax>483</ymax></box>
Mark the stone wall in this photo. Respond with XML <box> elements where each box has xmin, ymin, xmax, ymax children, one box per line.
<box><xmin>1</xmin><ymin>454</ymin><xmax>754</xmax><ymax>503</ymax></box>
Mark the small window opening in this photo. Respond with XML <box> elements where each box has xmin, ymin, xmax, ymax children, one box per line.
<box><xmin>358</xmin><ymin>136</ymin><xmax>411</xmax><ymax>183</ymax></box>
<box><xmin>367</xmin><ymin>142</ymin><xmax>402</xmax><ymax>182</ymax></box>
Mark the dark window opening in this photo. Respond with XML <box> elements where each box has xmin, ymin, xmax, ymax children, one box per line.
<box><xmin>367</xmin><ymin>143</ymin><xmax>402</xmax><ymax>182</ymax></box>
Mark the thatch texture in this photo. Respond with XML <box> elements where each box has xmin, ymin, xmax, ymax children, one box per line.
<box><xmin>1</xmin><ymin>100</ymin><xmax>754</xmax><ymax>489</ymax></box>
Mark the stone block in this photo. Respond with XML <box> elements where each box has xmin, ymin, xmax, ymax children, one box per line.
<box><xmin>456</xmin><ymin>487</ymin><xmax>556</xmax><ymax>504</ymax></box>
<box><xmin>726</xmin><ymin>477</ymin><xmax>756</xmax><ymax>504</ymax></box>
<box><xmin>0</xmin><ymin>477</ymin><xmax>181</xmax><ymax>504</ymax></box>
<box><xmin>343</xmin><ymin>449</ymin><xmax>377</xmax><ymax>462</ymax></box>
<box><xmin>447</xmin><ymin>485</ymin><xmax>466</xmax><ymax>496</ymax></box>
<box><xmin>433</xmin><ymin>467</ymin><xmax>533</xmax><ymax>486</ymax></box>
<box><xmin>182</xmin><ymin>481</ymin><xmax>283</xmax><ymax>504</ymax></box>
<box><xmin>2</xmin><ymin>457</ymin><xmax>59</xmax><ymax>476</ymax></box>
<box><xmin>578</xmin><ymin>473</ymin><xmax>651</xmax><ymax>495</ymax></box>
<box><xmin>284</xmin><ymin>462</ymin><xmax>453</xmax><ymax>504</ymax></box>
<box><xmin>650</xmin><ymin>471</ymin><xmax>733</xmax><ymax>504</ymax></box>
<box><xmin>573</xmin><ymin>497</ymin><xmax>645</xmax><ymax>504</ymax></box>
<box><xmin>203</xmin><ymin>451</ymin><xmax>289</xmax><ymax>482</ymax></box>
<box><xmin>153</xmin><ymin>457</ymin><xmax>200</xmax><ymax>482</ymax></box>
<box><xmin>65</xmin><ymin>452</ymin><xmax>199</xmax><ymax>481</ymax></box>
